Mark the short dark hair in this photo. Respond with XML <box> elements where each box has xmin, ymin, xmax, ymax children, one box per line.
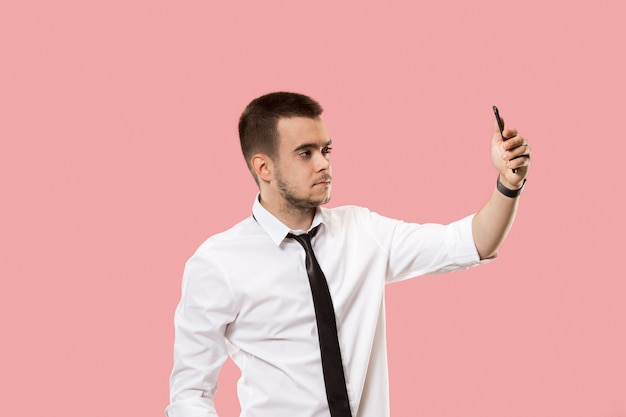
<box><xmin>238</xmin><ymin>92</ymin><xmax>323</xmax><ymax>182</ymax></box>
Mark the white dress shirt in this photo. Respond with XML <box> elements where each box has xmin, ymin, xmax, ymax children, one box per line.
<box><xmin>167</xmin><ymin>197</ymin><xmax>487</xmax><ymax>417</ymax></box>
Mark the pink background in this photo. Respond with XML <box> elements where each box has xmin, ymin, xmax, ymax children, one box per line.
<box><xmin>1</xmin><ymin>1</ymin><xmax>625</xmax><ymax>416</ymax></box>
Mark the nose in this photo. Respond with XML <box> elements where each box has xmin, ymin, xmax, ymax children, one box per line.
<box><xmin>315</xmin><ymin>151</ymin><xmax>331</xmax><ymax>172</ymax></box>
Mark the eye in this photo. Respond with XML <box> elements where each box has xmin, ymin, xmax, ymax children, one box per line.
<box><xmin>322</xmin><ymin>146</ymin><xmax>332</xmax><ymax>154</ymax></box>
<box><xmin>299</xmin><ymin>150</ymin><xmax>311</xmax><ymax>157</ymax></box>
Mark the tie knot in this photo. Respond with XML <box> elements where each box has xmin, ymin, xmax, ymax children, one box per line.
<box><xmin>287</xmin><ymin>225</ymin><xmax>320</xmax><ymax>248</ymax></box>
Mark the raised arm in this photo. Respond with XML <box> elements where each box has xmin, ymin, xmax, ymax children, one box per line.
<box><xmin>472</xmin><ymin>116</ymin><xmax>531</xmax><ymax>260</ymax></box>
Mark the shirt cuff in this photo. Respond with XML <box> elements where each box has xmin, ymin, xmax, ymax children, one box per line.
<box><xmin>447</xmin><ymin>214</ymin><xmax>496</xmax><ymax>266</ymax></box>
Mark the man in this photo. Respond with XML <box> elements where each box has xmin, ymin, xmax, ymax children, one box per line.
<box><xmin>166</xmin><ymin>92</ymin><xmax>531</xmax><ymax>417</ymax></box>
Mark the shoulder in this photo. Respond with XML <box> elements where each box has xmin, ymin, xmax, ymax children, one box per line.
<box><xmin>319</xmin><ymin>204</ymin><xmax>371</xmax><ymax>220</ymax></box>
<box><xmin>319</xmin><ymin>205</ymin><xmax>396</xmax><ymax>234</ymax></box>
<box><xmin>320</xmin><ymin>205</ymin><xmax>396</xmax><ymax>226</ymax></box>
<box><xmin>194</xmin><ymin>216</ymin><xmax>265</xmax><ymax>255</ymax></box>
<box><xmin>183</xmin><ymin>216</ymin><xmax>266</xmax><ymax>285</ymax></box>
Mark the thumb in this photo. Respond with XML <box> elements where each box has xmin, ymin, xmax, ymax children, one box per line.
<box><xmin>493</xmin><ymin>114</ymin><xmax>504</xmax><ymax>135</ymax></box>
<box><xmin>493</xmin><ymin>117</ymin><xmax>504</xmax><ymax>146</ymax></box>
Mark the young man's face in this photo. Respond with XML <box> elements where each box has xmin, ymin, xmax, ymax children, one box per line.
<box><xmin>272</xmin><ymin>116</ymin><xmax>333</xmax><ymax>210</ymax></box>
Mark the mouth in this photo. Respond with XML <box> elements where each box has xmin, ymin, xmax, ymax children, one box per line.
<box><xmin>314</xmin><ymin>178</ymin><xmax>332</xmax><ymax>187</ymax></box>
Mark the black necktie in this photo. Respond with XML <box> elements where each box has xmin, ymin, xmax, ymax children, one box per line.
<box><xmin>287</xmin><ymin>226</ymin><xmax>352</xmax><ymax>417</ymax></box>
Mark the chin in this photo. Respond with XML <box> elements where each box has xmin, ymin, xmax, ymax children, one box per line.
<box><xmin>319</xmin><ymin>194</ymin><xmax>331</xmax><ymax>206</ymax></box>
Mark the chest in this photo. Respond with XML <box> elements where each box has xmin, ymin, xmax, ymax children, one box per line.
<box><xmin>220</xmin><ymin>234</ymin><xmax>387</xmax><ymax>345</ymax></box>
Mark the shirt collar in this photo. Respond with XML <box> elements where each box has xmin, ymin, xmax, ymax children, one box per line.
<box><xmin>251</xmin><ymin>194</ymin><xmax>325</xmax><ymax>246</ymax></box>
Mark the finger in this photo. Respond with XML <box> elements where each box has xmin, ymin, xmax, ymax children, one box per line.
<box><xmin>502</xmin><ymin>128</ymin><xmax>518</xmax><ymax>141</ymax></box>
<box><xmin>503</xmin><ymin>143</ymin><xmax>530</xmax><ymax>161</ymax></box>
<box><xmin>501</xmin><ymin>134</ymin><xmax>525</xmax><ymax>150</ymax></box>
<box><xmin>505</xmin><ymin>144</ymin><xmax>531</xmax><ymax>168</ymax></box>
<box><xmin>506</xmin><ymin>154</ymin><xmax>531</xmax><ymax>170</ymax></box>
<box><xmin>493</xmin><ymin>116</ymin><xmax>505</xmax><ymax>135</ymax></box>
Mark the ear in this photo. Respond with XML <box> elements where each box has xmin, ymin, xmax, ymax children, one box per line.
<box><xmin>251</xmin><ymin>153</ymin><xmax>273</xmax><ymax>182</ymax></box>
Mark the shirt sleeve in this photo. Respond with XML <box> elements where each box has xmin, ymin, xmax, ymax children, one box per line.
<box><xmin>166</xmin><ymin>247</ymin><xmax>238</xmax><ymax>417</ymax></box>
<box><xmin>362</xmin><ymin>211</ymin><xmax>491</xmax><ymax>283</ymax></box>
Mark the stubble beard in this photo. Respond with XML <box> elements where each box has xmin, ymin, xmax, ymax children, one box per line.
<box><xmin>275</xmin><ymin>171</ymin><xmax>331</xmax><ymax>213</ymax></box>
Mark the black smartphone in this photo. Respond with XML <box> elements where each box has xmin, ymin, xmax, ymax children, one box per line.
<box><xmin>493</xmin><ymin>105</ymin><xmax>517</xmax><ymax>174</ymax></box>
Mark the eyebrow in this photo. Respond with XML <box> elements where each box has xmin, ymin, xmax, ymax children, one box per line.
<box><xmin>292</xmin><ymin>139</ymin><xmax>332</xmax><ymax>153</ymax></box>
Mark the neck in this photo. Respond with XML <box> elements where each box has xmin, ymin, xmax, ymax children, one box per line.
<box><xmin>259</xmin><ymin>194</ymin><xmax>316</xmax><ymax>231</ymax></box>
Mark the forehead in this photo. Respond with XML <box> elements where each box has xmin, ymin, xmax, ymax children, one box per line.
<box><xmin>276</xmin><ymin>116</ymin><xmax>330</xmax><ymax>148</ymax></box>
